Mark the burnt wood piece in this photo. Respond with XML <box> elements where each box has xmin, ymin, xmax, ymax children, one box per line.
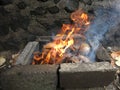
<box><xmin>59</xmin><ymin>62</ymin><xmax>117</xmax><ymax>89</ymax></box>
<box><xmin>0</xmin><ymin>65</ymin><xmax>58</xmax><ymax>90</ymax></box>
<box><xmin>15</xmin><ymin>41</ymin><xmax>39</xmax><ymax>65</ymax></box>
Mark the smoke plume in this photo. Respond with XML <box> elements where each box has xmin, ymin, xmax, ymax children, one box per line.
<box><xmin>85</xmin><ymin>0</ymin><xmax>120</xmax><ymax>61</ymax></box>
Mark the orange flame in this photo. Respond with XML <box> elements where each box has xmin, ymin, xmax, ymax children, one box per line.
<box><xmin>33</xmin><ymin>9</ymin><xmax>90</xmax><ymax>64</ymax></box>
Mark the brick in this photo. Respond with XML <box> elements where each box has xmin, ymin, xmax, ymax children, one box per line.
<box><xmin>0</xmin><ymin>65</ymin><xmax>58</xmax><ymax>90</ymax></box>
<box><xmin>59</xmin><ymin>62</ymin><xmax>117</xmax><ymax>88</ymax></box>
<box><xmin>15</xmin><ymin>41</ymin><xmax>39</xmax><ymax>65</ymax></box>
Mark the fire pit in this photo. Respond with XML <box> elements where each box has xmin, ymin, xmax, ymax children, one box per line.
<box><xmin>0</xmin><ymin>40</ymin><xmax>117</xmax><ymax>90</ymax></box>
<box><xmin>1</xmin><ymin>2</ymin><xmax>120</xmax><ymax>90</ymax></box>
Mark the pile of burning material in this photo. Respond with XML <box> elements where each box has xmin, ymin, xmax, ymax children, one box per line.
<box><xmin>1</xmin><ymin>8</ymin><xmax>118</xmax><ymax>90</ymax></box>
<box><xmin>32</xmin><ymin>9</ymin><xmax>91</xmax><ymax>65</ymax></box>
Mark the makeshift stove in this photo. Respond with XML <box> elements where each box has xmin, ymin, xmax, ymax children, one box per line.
<box><xmin>0</xmin><ymin>9</ymin><xmax>118</xmax><ymax>90</ymax></box>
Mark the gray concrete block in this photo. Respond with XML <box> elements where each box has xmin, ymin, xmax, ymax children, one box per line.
<box><xmin>0</xmin><ymin>65</ymin><xmax>58</xmax><ymax>90</ymax></box>
<box><xmin>59</xmin><ymin>62</ymin><xmax>117</xmax><ymax>88</ymax></box>
<box><xmin>15</xmin><ymin>41</ymin><xmax>39</xmax><ymax>65</ymax></box>
<box><xmin>61</xmin><ymin>83</ymin><xmax>117</xmax><ymax>90</ymax></box>
<box><xmin>63</xmin><ymin>87</ymin><xmax>104</xmax><ymax>90</ymax></box>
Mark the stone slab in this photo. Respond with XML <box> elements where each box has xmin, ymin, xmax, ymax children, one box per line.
<box><xmin>15</xmin><ymin>41</ymin><xmax>39</xmax><ymax>65</ymax></box>
<box><xmin>59</xmin><ymin>62</ymin><xmax>117</xmax><ymax>88</ymax></box>
<box><xmin>0</xmin><ymin>65</ymin><xmax>59</xmax><ymax>90</ymax></box>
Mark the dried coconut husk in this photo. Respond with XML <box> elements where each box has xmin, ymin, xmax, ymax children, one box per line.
<box><xmin>111</xmin><ymin>51</ymin><xmax>120</xmax><ymax>66</ymax></box>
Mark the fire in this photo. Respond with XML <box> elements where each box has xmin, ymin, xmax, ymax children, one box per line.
<box><xmin>32</xmin><ymin>9</ymin><xmax>90</xmax><ymax>64</ymax></box>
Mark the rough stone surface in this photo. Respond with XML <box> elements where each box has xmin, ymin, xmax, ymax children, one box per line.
<box><xmin>30</xmin><ymin>7</ymin><xmax>47</xmax><ymax>15</ymax></box>
<box><xmin>0</xmin><ymin>28</ymin><xmax>33</xmax><ymax>51</ymax></box>
<box><xmin>38</xmin><ymin>0</ymin><xmax>48</xmax><ymax>2</ymax></box>
<box><xmin>28</xmin><ymin>20</ymin><xmax>47</xmax><ymax>35</ymax></box>
<box><xmin>4</xmin><ymin>4</ymin><xmax>18</xmax><ymax>12</ymax></box>
<box><xmin>0</xmin><ymin>0</ymin><xmax>12</xmax><ymax>5</ymax></box>
<box><xmin>48</xmin><ymin>6</ymin><xmax>59</xmax><ymax>14</ymax></box>
<box><xmin>54</xmin><ymin>0</ymin><xmax>61</xmax><ymax>4</ymax></box>
<box><xmin>17</xmin><ymin>1</ymin><xmax>27</xmax><ymax>9</ymax></box>
<box><xmin>64</xmin><ymin>0</ymin><xmax>79</xmax><ymax>13</ymax></box>
<box><xmin>0</xmin><ymin>25</ymin><xmax>9</xmax><ymax>36</ymax></box>
<box><xmin>83</xmin><ymin>0</ymin><xmax>92</xmax><ymax>5</ymax></box>
<box><xmin>0</xmin><ymin>65</ymin><xmax>58</xmax><ymax>90</ymax></box>
<box><xmin>60</xmin><ymin>62</ymin><xmax>117</xmax><ymax>88</ymax></box>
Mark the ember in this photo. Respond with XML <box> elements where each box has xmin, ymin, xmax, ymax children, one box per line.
<box><xmin>32</xmin><ymin>9</ymin><xmax>90</xmax><ymax>64</ymax></box>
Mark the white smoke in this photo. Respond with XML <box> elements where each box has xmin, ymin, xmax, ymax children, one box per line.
<box><xmin>85</xmin><ymin>0</ymin><xmax>120</xmax><ymax>61</ymax></box>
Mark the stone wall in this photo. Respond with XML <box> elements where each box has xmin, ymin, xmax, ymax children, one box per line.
<box><xmin>0</xmin><ymin>0</ymin><xmax>119</xmax><ymax>52</ymax></box>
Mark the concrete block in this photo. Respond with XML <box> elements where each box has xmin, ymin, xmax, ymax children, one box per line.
<box><xmin>0</xmin><ymin>65</ymin><xmax>58</xmax><ymax>90</ymax></box>
<box><xmin>62</xmin><ymin>83</ymin><xmax>117</xmax><ymax>90</ymax></box>
<box><xmin>63</xmin><ymin>87</ymin><xmax>104</xmax><ymax>90</ymax></box>
<box><xmin>59</xmin><ymin>62</ymin><xmax>117</xmax><ymax>88</ymax></box>
<box><xmin>15</xmin><ymin>41</ymin><xmax>39</xmax><ymax>65</ymax></box>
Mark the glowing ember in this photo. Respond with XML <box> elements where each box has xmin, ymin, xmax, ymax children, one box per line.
<box><xmin>32</xmin><ymin>9</ymin><xmax>90</xmax><ymax>64</ymax></box>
